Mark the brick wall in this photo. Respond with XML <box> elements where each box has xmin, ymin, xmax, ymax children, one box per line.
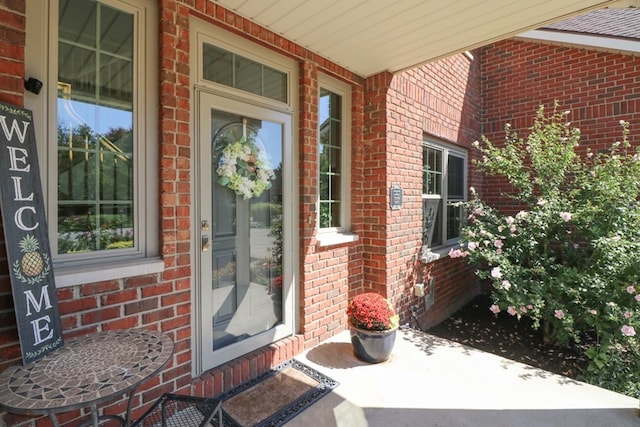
<box><xmin>480</xmin><ymin>38</ymin><xmax>640</xmax><ymax>212</ymax></box>
<box><xmin>367</xmin><ymin>53</ymin><xmax>484</xmax><ymax>329</ymax></box>
<box><xmin>0</xmin><ymin>0</ymin><xmax>24</xmax><ymax>107</ymax></box>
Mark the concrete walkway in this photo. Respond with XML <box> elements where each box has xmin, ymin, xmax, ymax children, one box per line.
<box><xmin>289</xmin><ymin>328</ymin><xmax>638</xmax><ymax>426</ymax></box>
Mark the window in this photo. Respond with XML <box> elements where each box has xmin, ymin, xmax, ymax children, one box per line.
<box><xmin>317</xmin><ymin>75</ymin><xmax>356</xmax><ymax>246</ymax></box>
<box><xmin>318</xmin><ymin>87</ymin><xmax>342</xmax><ymax>228</ymax></box>
<box><xmin>202</xmin><ymin>44</ymin><xmax>288</xmax><ymax>103</ymax></box>
<box><xmin>422</xmin><ymin>140</ymin><xmax>467</xmax><ymax>249</ymax></box>
<box><xmin>26</xmin><ymin>0</ymin><xmax>160</xmax><ymax>286</ymax></box>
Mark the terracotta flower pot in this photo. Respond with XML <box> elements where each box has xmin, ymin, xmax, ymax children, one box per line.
<box><xmin>349</xmin><ymin>324</ymin><xmax>397</xmax><ymax>363</ymax></box>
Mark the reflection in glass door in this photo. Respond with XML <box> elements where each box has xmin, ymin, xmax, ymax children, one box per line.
<box><xmin>208</xmin><ymin>109</ymin><xmax>283</xmax><ymax>351</ymax></box>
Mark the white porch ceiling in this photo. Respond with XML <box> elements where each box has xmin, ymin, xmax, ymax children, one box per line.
<box><xmin>214</xmin><ymin>0</ymin><xmax>637</xmax><ymax>77</ymax></box>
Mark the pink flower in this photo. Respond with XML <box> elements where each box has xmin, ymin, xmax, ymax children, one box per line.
<box><xmin>624</xmin><ymin>311</ymin><xmax>632</xmax><ymax>319</ymax></box>
<box><xmin>448</xmin><ymin>248</ymin><xmax>467</xmax><ymax>258</ymax></box>
<box><xmin>474</xmin><ymin>207</ymin><xmax>483</xmax><ymax>216</ymax></box>
<box><xmin>502</xmin><ymin>280</ymin><xmax>511</xmax><ymax>290</ymax></box>
<box><xmin>496</xmin><ymin>249</ymin><xmax>503</xmax><ymax>255</ymax></box>
<box><xmin>494</xmin><ymin>240</ymin><xmax>503</xmax><ymax>249</ymax></box>
<box><xmin>468</xmin><ymin>242</ymin><xmax>477</xmax><ymax>250</ymax></box>
<box><xmin>627</xmin><ymin>285</ymin><xmax>636</xmax><ymax>294</ymax></box>
<box><xmin>635</xmin><ymin>295</ymin><xmax>640</xmax><ymax>302</ymax></box>
<box><xmin>505</xmin><ymin>216</ymin><xmax>515</xmax><ymax>225</ymax></box>
<box><xmin>507</xmin><ymin>306</ymin><xmax>517</xmax><ymax>316</ymax></box>
<box><xmin>489</xmin><ymin>304</ymin><xmax>500</xmax><ymax>314</ymax></box>
<box><xmin>621</xmin><ymin>325</ymin><xmax>636</xmax><ymax>337</ymax></box>
<box><xmin>554</xmin><ymin>309</ymin><xmax>564</xmax><ymax>320</ymax></box>
<box><xmin>560</xmin><ymin>212</ymin><xmax>572</xmax><ymax>222</ymax></box>
<box><xmin>491</xmin><ymin>267</ymin><xmax>502</xmax><ymax>279</ymax></box>
<box><xmin>588</xmin><ymin>309</ymin><xmax>597</xmax><ymax>315</ymax></box>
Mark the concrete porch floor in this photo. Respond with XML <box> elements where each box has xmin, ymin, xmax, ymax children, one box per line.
<box><xmin>288</xmin><ymin>328</ymin><xmax>638</xmax><ymax>426</ymax></box>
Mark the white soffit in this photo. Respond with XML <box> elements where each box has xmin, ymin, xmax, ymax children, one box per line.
<box><xmin>214</xmin><ymin>0</ymin><xmax>629</xmax><ymax>77</ymax></box>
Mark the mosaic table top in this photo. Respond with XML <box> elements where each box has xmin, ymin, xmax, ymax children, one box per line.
<box><xmin>0</xmin><ymin>329</ymin><xmax>174</xmax><ymax>416</ymax></box>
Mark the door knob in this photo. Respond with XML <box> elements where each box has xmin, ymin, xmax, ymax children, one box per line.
<box><xmin>202</xmin><ymin>235</ymin><xmax>211</xmax><ymax>252</ymax></box>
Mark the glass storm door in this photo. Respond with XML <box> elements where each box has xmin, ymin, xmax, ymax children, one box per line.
<box><xmin>198</xmin><ymin>92</ymin><xmax>291</xmax><ymax>369</ymax></box>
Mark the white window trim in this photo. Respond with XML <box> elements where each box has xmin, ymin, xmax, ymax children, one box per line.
<box><xmin>316</xmin><ymin>74</ymin><xmax>357</xmax><ymax>247</ymax></box>
<box><xmin>421</xmin><ymin>139</ymin><xmax>467</xmax><ymax>262</ymax></box>
<box><xmin>25</xmin><ymin>0</ymin><xmax>161</xmax><ymax>287</ymax></box>
<box><xmin>192</xmin><ymin>21</ymin><xmax>295</xmax><ymax>115</ymax></box>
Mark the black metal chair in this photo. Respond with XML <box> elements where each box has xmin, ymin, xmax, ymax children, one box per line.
<box><xmin>132</xmin><ymin>393</ymin><xmax>222</xmax><ymax>427</ymax></box>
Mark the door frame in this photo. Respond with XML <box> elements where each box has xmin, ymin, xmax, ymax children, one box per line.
<box><xmin>189</xmin><ymin>17</ymin><xmax>299</xmax><ymax>376</ymax></box>
<box><xmin>195</xmin><ymin>91</ymin><xmax>296</xmax><ymax>372</ymax></box>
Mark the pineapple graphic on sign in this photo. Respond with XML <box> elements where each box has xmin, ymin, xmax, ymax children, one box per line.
<box><xmin>19</xmin><ymin>234</ymin><xmax>44</xmax><ymax>276</ymax></box>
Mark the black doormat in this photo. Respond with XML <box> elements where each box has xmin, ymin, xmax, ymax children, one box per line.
<box><xmin>218</xmin><ymin>359</ymin><xmax>338</xmax><ymax>427</ymax></box>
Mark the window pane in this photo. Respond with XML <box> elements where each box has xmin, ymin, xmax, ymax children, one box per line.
<box><xmin>202</xmin><ymin>43</ymin><xmax>288</xmax><ymax>103</ymax></box>
<box><xmin>99</xmin><ymin>54</ymin><xmax>133</xmax><ymax>107</ymax></box>
<box><xmin>319</xmin><ymin>87</ymin><xmax>343</xmax><ymax>229</ymax></box>
<box><xmin>447</xmin><ymin>155</ymin><xmax>465</xmax><ymax>199</ymax></box>
<box><xmin>319</xmin><ymin>88</ymin><xmax>330</xmax><ymax>123</ymax></box>
<box><xmin>330</xmin><ymin>121</ymin><xmax>342</xmax><ymax>149</ymax></box>
<box><xmin>263</xmin><ymin>66</ymin><xmax>287</xmax><ymax>103</ymax></box>
<box><xmin>203</xmin><ymin>44</ymin><xmax>233</xmax><ymax>86</ymax></box>
<box><xmin>58</xmin><ymin>45</ymin><xmax>96</xmax><ymax>101</ymax></box>
<box><xmin>59</xmin><ymin>0</ymin><xmax>96</xmax><ymax>48</ymax></box>
<box><xmin>57</xmin><ymin>150</ymin><xmax>97</xmax><ymax>201</ymax></box>
<box><xmin>331</xmin><ymin>147</ymin><xmax>341</xmax><ymax>173</ymax></box>
<box><xmin>423</xmin><ymin>199</ymin><xmax>442</xmax><ymax>247</ymax></box>
<box><xmin>57</xmin><ymin>0</ymin><xmax>134</xmax><ymax>255</ymax></box>
<box><xmin>319</xmin><ymin>173</ymin><xmax>329</xmax><ymax>200</ymax></box>
<box><xmin>447</xmin><ymin>203</ymin><xmax>463</xmax><ymax>240</ymax></box>
<box><xmin>330</xmin><ymin>202</ymin><xmax>341</xmax><ymax>227</ymax></box>
<box><xmin>235</xmin><ymin>56</ymin><xmax>262</xmax><ymax>96</ymax></box>
<box><xmin>329</xmin><ymin>92</ymin><xmax>342</xmax><ymax>120</ymax></box>
<box><xmin>423</xmin><ymin>147</ymin><xmax>442</xmax><ymax>195</ymax></box>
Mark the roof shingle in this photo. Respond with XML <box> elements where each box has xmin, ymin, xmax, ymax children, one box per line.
<box><xmin>544</xmin><ymin>8</ymin><xmax>640</xmax><ymax>40</ymax></box>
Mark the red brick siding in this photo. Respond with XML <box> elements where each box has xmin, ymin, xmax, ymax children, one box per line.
<box><xmin>480</xmin><ymin>39</ymin><xmax>640</xmax><ymax>212</ymax></box>
<box><xmin>0</xmin><ymin>0</ymin><xmax>25</xmax><ymax>107</ymax></box>
<box><xmin>362</xmin><ymin>71</ymin><xmax>394</xmax><ymax>298</ymax></box>
<box><xmin>369</xmin><ymin>54</ymin><xmax>483</xmax><ymax>328</ymax></box>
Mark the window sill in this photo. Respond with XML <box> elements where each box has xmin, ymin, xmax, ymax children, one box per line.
<box><xmin>54</xmin><ymin>257</ymin><xmax>165</xmax><ymax>288</ymax></box>
<box><xmin>421</xmin><ymin>246</ymin><xmax>453</xmax><ymax>264</ymax></box>
<box><xmin>317</xmin><ymin>232</ymin><xmax>359</xmax><ymax>247</ymax></box>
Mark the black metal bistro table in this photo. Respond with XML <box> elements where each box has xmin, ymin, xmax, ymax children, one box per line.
<box><xmin>0</xmin><ymin>329</ymin><xmax>173</xmax><ymax>427</ymax></box>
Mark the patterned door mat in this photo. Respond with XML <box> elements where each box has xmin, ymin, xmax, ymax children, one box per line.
<box><xmin>218</xmin><ymin>359</ymin><xmax>338</xmax><ymax>427</ymax></box>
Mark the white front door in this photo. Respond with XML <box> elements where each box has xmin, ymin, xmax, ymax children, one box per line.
<box><xmin>196</xmin><ymin>91</ymin><xmax>293</xmax><ymax>371</ymax></box>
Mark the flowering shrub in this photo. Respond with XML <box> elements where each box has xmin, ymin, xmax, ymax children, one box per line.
<box><xmin>217</xmin><ymin>136</ymin><xmax>275</xmax><ymax>199</ymax></box>
<box><xmin>348</xmin><ymin>293</ymin><xmax>399</xmax><ymax>331</ymax></box>
<box><xmin>451</xmin><ymin>102</ymin><xmax>640</xmax><ymax>396</ymax></box>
